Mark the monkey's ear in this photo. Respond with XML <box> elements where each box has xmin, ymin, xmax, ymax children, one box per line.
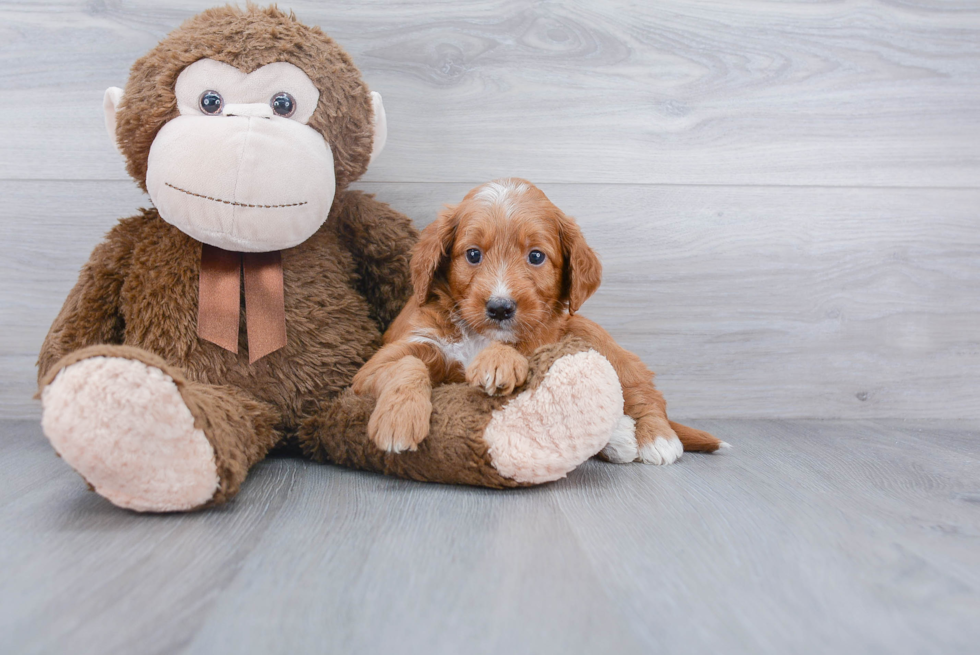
<box><xmin>103</xmin><ymin>87</ymin><xmax>124</xmax><ymax>153</ymax></box>
<box><xmin>368</xmin><ymin>91</ymin><xmax>387</xmax><ymax>165</ymax></box>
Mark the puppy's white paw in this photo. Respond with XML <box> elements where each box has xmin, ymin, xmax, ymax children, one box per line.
<box><xmin>601</xmin><ymin>415</ymin><xmax>639</xmax><ymax>464</ymax></box>
<box><xmin>638</xmin><ymin>435</ymin><xmax>683</xmax><ymax>466</ymax></box>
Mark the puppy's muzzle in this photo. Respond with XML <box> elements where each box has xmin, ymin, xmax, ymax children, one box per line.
<box><xmin>485</xmin><ymin>297</ymin><xmax>516</xmax><ymax>322</ymax></box>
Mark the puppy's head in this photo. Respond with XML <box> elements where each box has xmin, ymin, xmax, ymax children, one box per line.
<box><xmin>411</xmin><ymin>178</ymin><xmax>601</xmax><ymax>342</ymax></box>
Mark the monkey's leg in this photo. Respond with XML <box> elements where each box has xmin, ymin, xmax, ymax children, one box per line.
<box><xmin>39</xmin><ymin>345</ymin><xmax>279</xmax><ymax>512</ymax></box>
<box><xmin>298</xmin><ymin>336</ymin><xmax>624</xmax><ymax>488</ymax></box>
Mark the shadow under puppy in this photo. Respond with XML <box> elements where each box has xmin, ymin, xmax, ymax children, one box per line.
<box><xmin>353</xmin><ymin>178</ymin><xmax>726</xmax><ymax>463</ymax></box>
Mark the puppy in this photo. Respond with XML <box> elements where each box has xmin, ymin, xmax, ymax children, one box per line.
<box><xmin>352</xmin><ymin>178</ymin><xmax>724</xmax><ymax>462</ymax></box>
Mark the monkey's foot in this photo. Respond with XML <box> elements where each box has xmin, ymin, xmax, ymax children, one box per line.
<box><xmin>484</xmin><ymin>349</ymin><xmax>623</xmax><ymax>483</ymax></box>
<box><xmin>41</xmin><ymin>356</ymin><xmax>219</xmax><ymax>512</ymax></box>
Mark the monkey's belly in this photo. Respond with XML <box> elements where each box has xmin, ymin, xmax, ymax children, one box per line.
<box><xmin>119</xmin><ymin>225</ymin><xmax>380</xmax><ymax>425</ymax></box>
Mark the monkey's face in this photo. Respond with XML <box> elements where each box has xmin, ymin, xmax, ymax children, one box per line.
<box><xmin>114</xmin><ymin>59</ymin><xmax>351</xmax><ymax>252</ymax></box>
<box><xmin>104</xmin><ymin>6</ymin><xmax>386</xmax><ymax>252</ymax></box>
<box><xmin>146</xmin><ymin>59</ymin><xmax>333</xmax><ymax>252</ymax></box>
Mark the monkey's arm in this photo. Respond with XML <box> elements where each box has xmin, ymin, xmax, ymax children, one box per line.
<box><xmin>329</xmin><ymin>190</ymin><xmax>419</xmax><ymax>333</ymax></box>
<box><xmin>37</xmin><ymin>221</ymin><xmax>135</xmax><ymax>383</ymax></box>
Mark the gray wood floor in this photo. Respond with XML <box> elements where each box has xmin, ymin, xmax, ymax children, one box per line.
<box><xmin>1</xmin><ymin>418</ymin><xmax>978</xmax><ymax>655</ymax></box>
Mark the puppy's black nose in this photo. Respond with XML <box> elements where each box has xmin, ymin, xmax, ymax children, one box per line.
<box><xmin>486</xmin><ymin>297</ymin><xmax>516</xmax><ymax>322</ymax></box>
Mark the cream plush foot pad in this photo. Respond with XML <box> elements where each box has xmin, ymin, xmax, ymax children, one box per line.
<box><xmin>484</xmin><ymin>349</ymin><xmax>624</xmax><ymax>484</ymax></box>
<box><xmin>41</xmin><ymin>357</ymin><xmax>219</xmax><ymax>512</ymax></box>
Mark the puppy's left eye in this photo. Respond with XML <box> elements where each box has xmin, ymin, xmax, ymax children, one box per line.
<box><xmin>528</xmin><ymin>250</ymin><xmax>546</xmax><ymax>266</ymax></box>
<box><xmin>466</xmin><ymin>248</ymin><xmax>482</xmax><ymax>264</ymax></box>
<box><xmin>271</xmin><ymin>92</ymin><xmax>296</xmax><ymax>117</ymax></box>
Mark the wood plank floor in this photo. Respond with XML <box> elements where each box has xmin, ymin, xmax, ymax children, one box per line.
<box><xmin>1</xmin><ymin>418</ymin><xmax>977</xmax><ymax>655</ymax></box>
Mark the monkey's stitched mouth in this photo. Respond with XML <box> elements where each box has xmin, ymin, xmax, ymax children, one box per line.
<box><xmin>165</xmin><ymin>182</ymin><xmax>307</xmax><ymax>208</ymax></box>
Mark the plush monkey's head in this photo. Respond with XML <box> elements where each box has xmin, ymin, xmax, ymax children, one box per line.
<box><xmin>104</xmin><ymin>5</ymin><xmax>386</xmax><ymax>252</ymax></box>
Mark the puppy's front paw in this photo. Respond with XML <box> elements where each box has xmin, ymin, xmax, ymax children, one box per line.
<box><xmin>635</xmin><ymin>417</ymin><xmax>683</xmax><ymax>465</ymax></box>
<box><xmin>465</xmin><ymin>343</ymin><xmax>529</xmax><ymax>396</ymax></box>
<box><xmin>368</xmin><ymin>386</ymin><xmax>432</xmax><ymax>453</ymax></box>
<box><xmin>351</xmin><ymin>366</ymin><xmax>371</xmax><ymax>395</ymax></box>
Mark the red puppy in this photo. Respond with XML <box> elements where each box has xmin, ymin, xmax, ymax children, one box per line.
<box><xmin>353</xmin><ymin>178</ymin><xmax>724</xmax><ymax>462</ymax></box>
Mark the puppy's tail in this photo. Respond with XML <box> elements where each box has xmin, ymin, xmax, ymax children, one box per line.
<box><xmin>669</xmin><ymin>421</ymin><xmax>729</xmax><ymax>453</ymax></box>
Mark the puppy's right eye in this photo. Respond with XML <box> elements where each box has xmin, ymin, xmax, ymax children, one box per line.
<box><xmin>465</xmin><ymin>248</ymin><xmax>482</xmax><ymax>264</ymax></box>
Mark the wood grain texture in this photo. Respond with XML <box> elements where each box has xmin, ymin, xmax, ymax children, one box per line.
<box><xmin>0</xmin><ymin>0</ymin><xmax>978</xmax><ymax>186</ymax></box>
<box><xmin>4</xmin><ymin>180</ymin><xmax>978</xmax><ymax>419</ymax></box>
<box><xmin>1</xmin><ymin>418</ymin><xmax>978</xmax><ymax>654</ymax></box>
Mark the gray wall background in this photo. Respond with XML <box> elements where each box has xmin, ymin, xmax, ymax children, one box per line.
<box><xmin>1</xmin><ymin>0</ymin><xmax>978</xmax><ymax>420</ymax></box>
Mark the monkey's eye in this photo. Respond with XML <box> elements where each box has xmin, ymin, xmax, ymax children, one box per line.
<box><xmin>528</xmin><ymin>250</ymin><xmax>546</xmax><ymax>266</ymax></box>
<box><xmin>271</xmin><ymin>92</ymin><xmax>296</xmax><ymax>118</ymax></box>
<box><xmin>465</xmin><ymin>248</ymin><xmax>482</xmax><ymax>265</ymax></box>
<box><xmin>199</xmin><ymin>90</ymin><xmax>223</xmax><ymax>115</ymax></box>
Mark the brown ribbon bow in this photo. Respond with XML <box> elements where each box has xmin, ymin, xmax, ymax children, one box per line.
<box><xmin>198</xmin><ymin>244</ymin><xmax>287</xmax><ymax>364</ymax></box>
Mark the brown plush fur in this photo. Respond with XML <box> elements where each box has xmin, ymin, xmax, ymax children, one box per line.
<box><xmin>37</xmin><ymin>190</ymin><xmax>418</xmax><ymax>497</ymax></box>
<box><xmin>354</xmin><ymin>179</ymin><xmax>723</xmax><ymax>456</ymax></box>
<box><xmin>39</xmin><ymin>195</ymin><xmax>398</xmax><ymax>429</ymax></box>
<box><xmin>39</xmin><ymin>6</ymin><xmax>584</xmax><ymax>507</ymax></box>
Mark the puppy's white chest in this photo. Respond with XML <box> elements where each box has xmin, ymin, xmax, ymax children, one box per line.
<box><xmin>410</xmin><ymin>331</ymin><xmax>493</xmax><ymax>369</ymax></box>
<box><xmin>442</xmin><ymin>333</ymin><xmax>494</xmax><ymax>368</ymax></box>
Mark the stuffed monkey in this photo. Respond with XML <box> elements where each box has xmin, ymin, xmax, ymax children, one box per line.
<box><xmin>37</xmin><ymin>6</ymin><xmax>625</xmax><ymax>512</ymax></box>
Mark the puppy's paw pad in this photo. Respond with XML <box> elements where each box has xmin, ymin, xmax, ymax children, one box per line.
<box><xmin>638</xmin><ymin>435</ymin><xmax>683</xmax><ymax>466</ymax></box>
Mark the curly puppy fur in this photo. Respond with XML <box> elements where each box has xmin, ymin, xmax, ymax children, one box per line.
<box><xmin>355</xmin><ymin>179</ymin><xmax>723</xmax><ymax>458</ymax></box>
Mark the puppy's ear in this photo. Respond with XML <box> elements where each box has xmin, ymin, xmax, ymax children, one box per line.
<box><xmin>411</xmin><ymin>205</ymin><xmax>459</xmax><ymax>306</ymax></box>
<box><xmin>558</xmin><ymin>212</ymin><xmax>602</xmax><ymax>315</ymax></box>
